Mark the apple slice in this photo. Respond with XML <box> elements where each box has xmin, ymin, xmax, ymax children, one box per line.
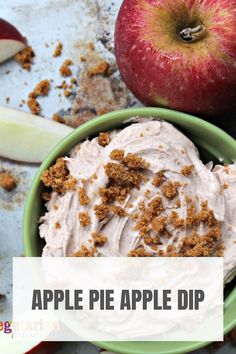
<box><xmin>0</xmin><ymin>106</ymin><xmax>73</xmax><ymax>163</ymax></box>
<box><xmin>0</xmin><ymin>18</ymin><xmax>27</xmax><ymax>63</ymax></box>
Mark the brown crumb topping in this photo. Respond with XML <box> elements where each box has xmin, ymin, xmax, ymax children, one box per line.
<box><xmin>78</xmin><ymin>187</ymin><xmax>90</xmax><ymax>206</ymax></box>
<box><xmin>32</xmin><ymin>80</ymin><xmax>50</xmax><ymax>97</ymax></box>
<box><xmin>169</xmin><ymin>211</ymin><xmax>185</xmax><ymax>228</ymax></box>
<box><xmin>15</xmin><ymin>46</ymin><xmax>35</xmax><ymax>70</ymax></box>
<box><xmin>152</xmin><ymin>171</ymin><xmax>164</xmax><ymax>187</ymax></box>
<box><xmin>110</xmin><ymin>205</ymin><xmax>127</xmax><ymax>217</ymax></box>
<box><xmin>110</xmin><ymin>149</ymin><xmax>125</xmax><ymax>161</ymax></box>
<box><xmin>73</xmin><ymin>245</ymin><xmax>95</xmax><ymax>257</ymax></box>
<box><xmin>53</xmin><ymin>42</ymin><xmax>63</xmax><ymax>57</ymax></box>
<box><xmin>129</xmin><ymin>247</ymin><xmax>152</xmax><ymax>257</ymax></box>
<box><xmin>181</xmin><ymin>165</ymin><xmax>194</xmax><ymax>177</ymax></box>
<box><xmin>94</xmin><ymin>204</ymin><xmax>110</xmax><ymax>220</ymax></box>
<box><xmin>98</xmin><ymin>132</ymin><xmax>110</xmax><ymax>146</ymax></box>
<box><xmin>87</xmin><ymin>61</ymin><xmax>110</xmax><ymax>78</ymax></box>
<box><xmin>92</xmin><ymin>232</ymin><xmax>107</xmax><ymax>246</ymax></box>
<box><xmin>41</xmin><ymin>157</ymin><xmax>77</xmax><ymax>193</ymax></box>
<box><xmin>42</xmin><ymin>191</ymin><xmax>51</xmax><ymax>201</ymax></box>
<box><xmin>0</xmin><ymin>172</ymin><xmax>17</xmax><ymax>191</ymax></box>
<box><xmin>162</xmin><ymin>181</ymin><xmax>179</xmax><ymax>200</ymax></box>
<box><xmin>27</xmin><ymin>97</ymin><xmax>40</xmax><ymax>115</ymax></box>
<box><xmin>99</xmin><ymin>184</ymin><xmax>131</xmax><ymax>204</ymax></box>
<box><xmin>104</xmin><ymin>162</ymin><xmax>143</xmax><ymax>188</ymax></box>
<box><xmin>53</xmin><ymin>113</ymin><xmax>65</xmax><ymax>124</ymax></box>
<box><xmin>110</xmin><ymin>150</ymin><xmax>149</xmax><ymax>169</ymax></box>
<box><xmin>151</xmin><ymin>216</ymin><xmax>167</xmax><ymax>233</ymax></box>
<box><xmin>55</xmin><ymin>221</ymin><xmax>61</xmax><ymax>229</ymax></box>
<box><xmin>60</xmin><ymin>59</ymin><xmax>73</xmax><ymax>77</ymax></box>
<box><xmin>123</xmin><ymin>153</ymin><xmax>150</xmax><ymax>169</ymax></box>
<box><xmin>78</xmin><ymin>211</ymin><xmax>91</xmax><ymax>227</ymax></box>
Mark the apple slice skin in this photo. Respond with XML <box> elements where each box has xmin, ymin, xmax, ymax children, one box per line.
<box><xmin>0</xmin><ymin>18</ymin><xmax>27</xmax><ymax>63</ymax></box>
<box><xmin>0</xmin><ymin>107</ymin><xmax>74</xmax><ymax>163</ymax></box>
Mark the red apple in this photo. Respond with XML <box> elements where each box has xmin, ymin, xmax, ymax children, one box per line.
<box><xmin>115</xmin><ymin>0</ymin><xmax>236</xmax><ymax>116</ymax></box>
<box><xmin>0</xmin><ymin>18</ymin><xmax>27</xmax><ymax>63</ymax></box>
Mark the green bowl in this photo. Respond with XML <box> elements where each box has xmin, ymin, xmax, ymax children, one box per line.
<box><xmin>23</xmin><ymin>107</ymin><xmax>236</xmax><ymax>354</ymax></box>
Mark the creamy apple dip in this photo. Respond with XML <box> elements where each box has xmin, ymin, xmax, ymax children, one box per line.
<box><xmin>39</xmin><ymin>119</ymin><xmax>236</xmax><ymax>282</ymax></box>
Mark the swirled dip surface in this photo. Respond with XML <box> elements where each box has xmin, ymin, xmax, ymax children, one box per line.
<box><xmin>39</xmin><ymin>119</ymin><xmax>236</xmax><ymax>281</ymax></box>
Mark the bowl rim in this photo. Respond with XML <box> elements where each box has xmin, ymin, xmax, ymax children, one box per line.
<box><xmin>23</xmin><ymin>107</ymin><xmax>236</xmax><ymax>354</ymax></box>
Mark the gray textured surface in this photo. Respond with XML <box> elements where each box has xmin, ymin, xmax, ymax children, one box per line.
<box><xmin>0</xmin><ymin>1</ymin><xmax>235</xmax><ymax>353</ymax></box>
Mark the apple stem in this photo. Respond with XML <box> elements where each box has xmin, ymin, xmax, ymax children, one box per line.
<box><xmin>179</xmin><ymin>24</ymin><xmax>207</xmax><ymax>43</ymax></box>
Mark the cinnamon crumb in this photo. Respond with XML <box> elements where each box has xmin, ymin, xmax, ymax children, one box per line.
<box><xmin>123</xmin><ymin>153</ymin><xmax>149</xmax><ymax>169</ymax></box>
<box><xmin>162</xmin><ymin>181</ymin><xmax>179</xmax><ymax>200</ymax></box>
<box><xmin>73</xmin><ymin>245</ymin><xmax>95</xmax><ymax>257</ymax></box>
<box><xmin>80</xmin><ymin>55</ymin><xmax>87</xmax><ymax>62</ymax></box>
<box><xmin>53</xmin><ymin>205</ymin><xmax>59</xmax><ymax>210</ymax></box>
<box><xmin>78</xmin><ymin>187</ymin><xmax>90</xmax><ymax>205</ymax></box>
<box><xmin>94</xmin><ymin>204</ymin><xmax>110</xmax><ymax>220</ymax></box>
<box><xmin>53</xmin><ymin>114</ymin><xmax>65</xmax><ymax>124</ymax></box>
<box><xmin>104</xmin><ymin>162</ymin><xmax>142</xmax><ymax>188</ymax></box>
<box><xmin>217</xmin><ymin>242</ymin><xmax>224</xmax><ymax>257</ymax></box>
<box><xmin>88</xmin><ymin>42</ymin><xmax>95</xmax><ymax>50</ymax></box>
<box><xmin>41</xmin><ymin>157</ymin><xmax>77</xmax><ymax>193</ymax></box>
<box><xmin>53</xmin><ymin>42</ymin><xmax>63</xmax><ymax>57</ymax></box>
<box><xmin>64</xmin><ymin>90</ymin><xmax>71</xmax><ymax>97</ymax></box>
<box><xmin>78</xmin><ymin>212</ymin><xmax>91</xmax><ymax>227</ymax></box>
<box><xmin>110</xmin><ymin>149</ymin><xmax>124</xmax><ymax>161</ymax></box>
<box><xmin>0</xmin><ymin>172</ymin><xmax>17</xmax><ymax>191</ymax></box>
<box><xmin>99</xmin><ymin>184</ymin><xmax>131</xmax><ymax>203</ymax></box>
<box><xmin>98</xmin><ymin>132</ymin><xmax>110</xmax><ymax>147</ymax></box>
<box><xmin>15</xmin><ymin>46</ymin><xmax>35</xmax><ymax>71</ymax></box>
<box><xmin>92</xmin><ymin>232</ymin><xmax>107</xmax><ymax>246</ymax></box>
<box><xmin>181</xmin><ymin>165</ymin><xmax>194</xmax><ymax>177</ymax></box>
<box><xmin>169</xmin><ymin>211</ymin><xmax>185</xmax><ymax>228</ymax></box>
<box><xmin>110</xmin><ymin>205</ymin><xmax>126</xmax><ymax>217</ymax></box>
<box><xmin>87</xmin><ymin>61</ymin><xmax>110</xmax><ymax>78</ymax></box>
<box><xmin>59</xmin><ymin>59</ymin><xmax>73</xmax><ymax>77</ymax></box>
<box><xmin>55</xmin><ymin>221</ymin><xmax>61</xmax><ymax>229</ymax></box>
<box><xmin>128</xmin><ymin>247</ymin><xmax>151</xmax><ymax>257</ymax></box>
<box><xmin>32</xmin><ymin>80</ymin><xmax>51</xmax><ymax>97</ymax></box>
<box><xmin>27</xmin><ymin>97</ymin><xmax>40</xmax><ymax>115</ymax></box>
<box><xmin>152</xmin><ymin>171</ymin><xmax>164</xmax><ymax>187</ymax></box>
<box><xmin>151</xmin><ymin>216</ymin><xmax>167</xmax><ymax>233</ymax></box>
<box><xmin>222</xmin><ymin>183</ymin><xmax>228</xmax><ymax>190</ymax></box>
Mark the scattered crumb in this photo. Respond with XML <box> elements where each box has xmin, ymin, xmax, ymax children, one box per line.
<box><xmin>15</xmin><ymin>46</ymin><xmax>35</xmax><ymax>71</ymax></box>
<box><xmin>152</xmin><ymin>171</ymin><xmax>164</xmax><ymax>187</ymax></box>
<box><xmin>27</xmin><ymin>97</ymin><xmax>40</xmax><ymax>115</ymax></box>
<box><xmin>60</xmin><ymin>59</ymin><xmax>73</xmax><ymax>77</ymax></box>
<box><xmin>32</xmin><ymin>80</ymin><xmax>51</xmax><ymax>97</ymax></box>
<box><xmin>78</xmin><ymin>211</ymin><xmax>91</xmax><ymax>227</ymax></box>
<box><xmin>73</xmin><ymin>245</ymin><xmax>95</xmax><ymax>257</ymax></box>
<box><xmin>88</xmin><ymin>42</ymin><xmax>95</xmax><ymax>50</ymax></box>
<box><xmin>53</xmin><ymin>113</ymin><xmax>65</xmax><ymax>124</ymax></box>
<box><xmin>98</xmin><ymin>132</ymin><xmax>110</xmax><ymax>147</ymax></box>
<box><xmin>78</xmin><ymin>187</ymin><xmax>90</xmax><ymax>205</ymax></box>
<box><xmin>41</xmin><ymin>157</ymin><xmax>77</xmax><ymax>193</ymax></box>
<box><xmin>129</xmin><ymin>247</ymin><xmax>151</xmax><ymax>257</ymax></box>
<box><xmin>123</xmin><ymin>153</ymin><xmax>149</xmax><ymax>169</ymax></box>
<box><xmin>110</xmin><ymin>205</ymin><xmax>127</xmax><ymax>217</ymax></box>
<box><xmin>92</xmin><ymin>232</ymin><xmax>107</xmax><ymax>246</ymax></box>
<box><xmin>55</xmin><ymin>221</ymin><xmax>61</xmax><ymax>229</ymax></box>
<box><xmin>87</xmin><ymin>61</ymin><xmax>110</xmax><ymax>78</ymax></box>
<box><xmin>181</xmin><ymin>165</ymin><xmax>194</xmax><ymax>177</ymax></box>
<box><xmin>80</xmin><ymin>55</ymin><xmax>87</xmax><ymax>62</ymax></box>
<box><xmin>0</xmin><ymin>171</ymin><xmax>17</xmax><ymax>191</ymax></box>
<box><xmin>110</xmin><ymin>149</ymin><xmax>125</xmax><ymax>161</ymax></box>
<box><xmin>162</xmin><ymin>181</ymin><xmax>179</xmax><ymax>200</ymax></box>
<box><xmin>151</xmin><ymin>216</ymin><xmax>167</xmax><ymax>233</ymax></box>
<box><xmin>53</xmin><ymin>42</ymin><xmax>63</xmax><ymax>57</ymax></box>
<box><xmin>94</xmin><ymin>204</ymin><xmax>110</xmax><ymax>221</ymax></box>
